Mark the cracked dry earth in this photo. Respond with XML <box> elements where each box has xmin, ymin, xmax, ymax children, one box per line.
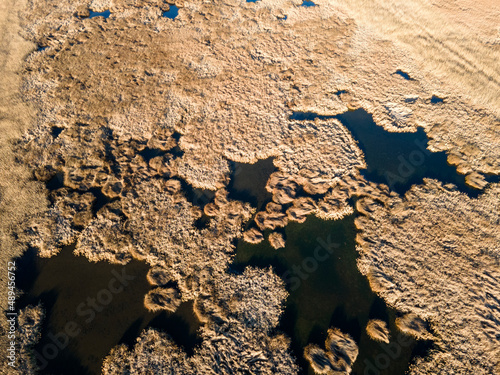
<box><xmin>1</xmin><ymin>0</ymin><xmax>499</xmax><ymax>374</ymax></box>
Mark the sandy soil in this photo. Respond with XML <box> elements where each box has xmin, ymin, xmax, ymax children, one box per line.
<box><xmin>327</xmin><ymin>0</ymin><xmax>500</xmax><ymax>116</ymax></box>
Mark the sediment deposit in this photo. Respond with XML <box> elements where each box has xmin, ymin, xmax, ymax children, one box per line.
<box><xmin>268</xmin><ymin>232</ymin><xmax>286</xmax><ymax>250</ymax></box>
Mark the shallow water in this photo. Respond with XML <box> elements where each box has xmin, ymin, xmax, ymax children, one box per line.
<box><xmin>162</xmin><ymin>5</ymin><xmax>179</xmax><ymax>19</ymax></box>
<box><xmin>88</xmin><ymin>10</ymin><xmax>111</xmax><ymax>19</ymax></box>
<box><xmin>16</xmin><ymin>246</ymin><xmax>200</xmax><ymax>375</ymax></box>
<box><xmin>292</xmin><ymin>109</ymin><xmax>485</xmax><ymax>197</ymax></box>
<box><xmin>233</xmin><ymin>215</ymin><xmax>432</xmax><ymax>375</ymax></box>
<box><xmin>301</xmin><ymin>1</ymin><xmax>317</xmax><ymax>7</ymax></box>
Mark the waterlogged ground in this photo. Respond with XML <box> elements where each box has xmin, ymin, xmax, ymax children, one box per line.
<box><xmin>233</xmin><ymin>215</ymin><xmax>431</xmax><ymax>375</ymax></box>
<box><xmin>16</xmin><ymin>246</ymin><xmax>200</xmax><ymax>375</ymax></box>
<box><xmin>15</xmin><ymin>107</ymin><xmax>480</xmax><ymax>375</ymax></box>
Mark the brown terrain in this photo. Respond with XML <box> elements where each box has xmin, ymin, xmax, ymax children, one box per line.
<box><xmin>0</xmin><ymin>0</ymin><xmax>499</xmax><ymax>374</ymax></box>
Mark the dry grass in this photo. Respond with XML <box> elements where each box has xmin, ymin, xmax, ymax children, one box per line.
<box><xmin>356</xmin><ymin>180</ymin><xmax>500</xmax><ymax>374</ymax></box>
<box><xmin>326</xmin><ymin>0</ymin><xmax>500</xmax><ymax>116</ymax></box>
<box><xmin>366</xmin><ymin>319</ymin><xmax>390</xmax><ymax>344</ymax></box>
<box><xmin>0</xmin><ymin>1</ymin><xmax>47</xmax><ymax>373</ymax></box>
<box><xmin>144</xmin><ymin>287</ymin><xmax>182</xmax><ymax>313</ymax></box>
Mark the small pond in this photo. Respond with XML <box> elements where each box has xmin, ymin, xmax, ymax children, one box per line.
<box><xmin>16</xmin><ymin>245</ymin><xmax>200</xmax><ymax>375</ymax></box>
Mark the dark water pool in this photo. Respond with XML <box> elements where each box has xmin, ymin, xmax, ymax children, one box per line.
<box><xmin>232</xmin><ymin>215</ymin><xmax>432</xmax><ymax>375</ymax></box>
<box><xmin>291</xmin><ymin>109</ymin><xmax>487</xmax><ymax>197</ymax></box>
<box><xmin>162</xmin><ymin>5</ymin><xmax>179</xmax><ymax>19</ymax></box>
<box><xmin>15</xmin><ymin>245</ymin><xmax>200</xmax><ymax>375</ymax></box>
<box><xmin>227</xmin><ymin>157</ymin><xmax>276</xmax><ymax>210</ymax></box>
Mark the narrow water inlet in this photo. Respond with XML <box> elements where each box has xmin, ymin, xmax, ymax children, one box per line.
<box><xmin>291</xmin><ymin>109</ymin><xmax>489</xmax><ymax>197</ymax></box>
<box><xmin>15</xmin><ymin>245</ymin><xmax>201</xmax><ymax>375</ymax></box>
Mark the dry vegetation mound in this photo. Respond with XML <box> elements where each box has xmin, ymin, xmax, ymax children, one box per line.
<box><xmin>366</xmin><ymin>319</ymin><xmax>390</xmax><ymax>344</ymax></box>
<box><xmin>304</xmin><ymin>328</ymin><xmax>359</xmax><ymax>375</ymax></box>
<box><xmin>144</xmin><ymin>287</ymin><xmax>182</xmax><ymax>312</ymax></box>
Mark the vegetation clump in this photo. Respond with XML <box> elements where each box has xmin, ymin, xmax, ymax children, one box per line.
<box><xmin>304</xmin><ymin>328</ymin><xmax>359</xmax><ymax>374</ymax></box>
<box><xmin>366</xmin><ymin>319</ymin><xmax>390</xmax><ymax>344</ymax></box>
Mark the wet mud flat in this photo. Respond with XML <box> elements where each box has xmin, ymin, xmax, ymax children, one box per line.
<box><xmin>15</xmin><ymin>246</ymin><xmax>200</xmax><ymax>375</ymax></box>
<box><xmin>232</xmin><ymin>214</ymin><xmax>432</xmax><ymax>375</ymax></box>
